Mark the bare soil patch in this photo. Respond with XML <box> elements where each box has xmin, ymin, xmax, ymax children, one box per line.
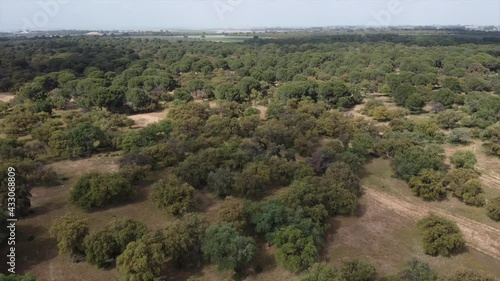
<box><xmin>0</xmin><ymin>92</ymin><xmax>15</xmax><ymax>102</ymax></box>
<box><xmin>128</xmin><ymin>109</ymin><xmax>169</xmax><ymax>128</ymax></box>
<box><xmin>253</xmin><ymin>105</ymin><xmax>268</xmax><ymax>120</ymax></box>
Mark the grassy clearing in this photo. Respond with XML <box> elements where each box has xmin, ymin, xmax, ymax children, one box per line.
<box><xmin>350</xmin><ymin>158</ymin><xmax>500</xmax><ymax>277</ymax></box>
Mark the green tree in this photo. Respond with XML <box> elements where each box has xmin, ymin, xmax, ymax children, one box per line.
<box><xmin>322</xmin><ymin>162</ymin><xmax>361</xmax><ymax>196</ymax></box>
<box><xmin>300</xmin><ymin>263</ymin><xmax>340</xmax><ymax>281</ymax></box>
<box><xmin>116</xmin><ymin>231</ymin><xmax>167</xmax><ymax>281</ymax></box>
<box><xmin>163</xmin><ymin>213</ymin><xmax>208</xmax><ymax>267</ymax></box>
<box><xmin>408</xmin><ymin>169</ymin><xmax>446</xmax><ymax>201</ymax></box>
<box><xmin>202</xmin><ymin>223</ymin><xmax>256</xmax><ymax>272</ymax></box>
<box><xmin>417</xmin><ymin>214</ymin><xmax>465</xmax><ymax>257</ymax></box>
<box><xmin>65</xmin><ymin>122</ymin><xmax>106</xmax><ymax>157</ymax></box>
<box><xmin>398</xmin><ymin>258</ymin><xmax>437</xmax><ymax>281</ymax></box>
<box><xmin>49</xmin><ymin>214</ymin><xmax>89</xmax><ymax>258</ymax></box>
<box><xmin>234</xmin><ymin>162</ymin><xmax>272</xmax><ymax>198</ymax></box>
<box><xmin>486</xmin><ymin>196</ymin><xmax>500</xmax><ymax>221</ymax></box>
<box><xmin>249</xmin><ymin>199</ymin><xmax>289</xmax><ymax>242</ymax></box>
<box><xmin>207</xmin><ymin>167</ymin><xmax>235</xmax><ymax>198</ymax></box>
<box><xmin>287</xmin><ymin>178</ymin><xmax>357</xmax><ymax>218</ymax></box>
<box><xmin>405</xmin><ymin>93</ymin><xmax>425</xmax><ymax>112</ymax></box>
<box><xmin>274</xmin><ymin>226</ymin><xmax>318</xmax><ymax>273</ymax></box>
<box><xmin>339</xmin><ymin>259</ymin><xmax>376</xmax><ymax>281</ymax></box>
<box><xmin>392</xmin><ymin>84</ymin><xmax>416</xmax><ymax>105</ymax></box>
<box><xmin>450</xmin><ymin>151</ymin><xmax>477</xmax><ymax>169</ymax></box>
<box><xmin>218</xmin><ymin>197</ymin><xmax>248</xmax><ymax>232</ymax></box>
<box><xmin>448</xmin><ymin>129</ymin><xmax>470</xmax><ymax>144</ymax></box>
<box><xmin>109</xmin><ymin>219</ymin><xmax>149</xmax><ymax>252</ymax></box>
<box><xmin>393</xmin><ymin>146</ymin><xmax>445</xmax><ymax>181</ymax></box>
<box><xmin>453</xmin><ymin>179</ymin><xmax>485</xmax><ymax>206</ymax></box>
<box><xmin>84</xmin><ymin>230</ymin><xmax>119</xmax><ymax>268</ymax></box>
<box><xmin>150</xmin><ymin>176</ymin><xmax>194</xmax><ymax>215</ymax></box>
<box><xmin>70</xmin><ymin>172</ymin><xmax>134</xmax><ymax>210</ymax></box>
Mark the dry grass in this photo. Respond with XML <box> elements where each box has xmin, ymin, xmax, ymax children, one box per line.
<box><xmin>128</xmin><ymin>108</ymin><xmax>169</xmax><ymax>128</ymax></box>
<box><xmin>348</xmin><ymin>158</ymin><xmax>500</xmax><ymax>277</ymax></box>
<box><xmin>9</xmin><ymin>155</ymin><xmax>182</xmax><ymax>281</ymax></box>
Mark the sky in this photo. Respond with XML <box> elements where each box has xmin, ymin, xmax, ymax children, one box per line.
<box><xmin>0</xmin><ymin>0</ymin><xmax>499</xmax><ymax>31</ymax></box>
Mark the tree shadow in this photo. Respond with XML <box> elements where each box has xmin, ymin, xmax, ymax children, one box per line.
<box><xmin>0</xmin><ymin>224</ymin><xmax>59</xmax><ymax>274</ymax></box>
<box><xmin>28</xmin><ymin>201</ymin><xmax>66</xmax><ymax>219</ymax></box>
<box><xmin>318</xmin><ymin>218</ymin><xmax>342</xmax><ymax>262</ymax></box>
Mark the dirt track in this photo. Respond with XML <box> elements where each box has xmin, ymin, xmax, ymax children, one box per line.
<box><xmin>364</xmin><ymin>186</ymin><xmax>500</xmax><ymax>261</ymax></box>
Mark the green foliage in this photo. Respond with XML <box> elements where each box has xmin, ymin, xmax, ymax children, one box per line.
<box><xmin>49</xmin><ymin>214</ymin><xmax>89</xmax><ymax>257</ymax></box>
<box><xmin>486</xmin><ymin>196</ymin><xmax>500</xmax><ymax>221</ymax></box>
<box><xmin>65</xmin><ymin>122</ymin><xmax>106</xmax><ymax>157</ymax></box>
<box><xmin>249</xmin><ymin>199</ymin><xmax>289</xmax><ymax>242</ymax></box>
<box><xmin>339</xmin><ymin>259</ymin><xmax>376</xmax><ymax>281</ymax></box>
<box><xmin>436</xmin><ymin>110</ymin><xmax>464</xmax><ymax>129</ymax></box>
<box><xmin>150</xmin><ymin>176</ymin><xmax>194</xmax><ymax>215</ymax></box>
<box><xmin>448</xmin><ymin>129</ymin><xmax>470</xmax><ymax>144</ymax></box>
<box><xmin>202</xmin><ymin>223</ymin><xmax>256</xmax><ymax>271</ymax></box>
<box><xmin>276</xmin><ymin>81</ymin><xmax>318</xmax><ymax>102</ymax></box>
<box><xmin>318</xmin><ymin>81</ymin><xmax>362</xmax><ymax>108</ymax></box>
<box><xmin>84</xmin><ymin>230</ymin><xmax>119</xmax><ymax>268</ymax></box>
<box><xmin>218</xmin><ymin>197</ymin><xmax>249</xmax><ymax>232</ymax></box>
<box><xmin>392</xmin><ymin>84</ymin><xmax>416</xmax><ymax>105</ymax></box>
<box><xmin>398</xmin><ymin>258</ymin><xmax>437</xmax><ymax>281</ymax></box>
<box><xmin>454</xmin><ymin>179</ymin><xmax>485</xmax><ymax>206</ymax></box>
<box><xmin>164</xmin><ymin>213</ymin><xmax>208</xmax><ymax>267</ymax></box>
<box><xmin>300</xmin><ymin>263</ymin><xmax>340</xmax><ymax>281</ymax></box>
<box><xmin>116</xmin><ymin>231</ymin><xmax>167</xmax><ymax>281</ymax></box>
<box><xmin>70</xmin><ymin>172</ymin><xmax>134</xmax><ymax>210</ymax></box>
<box><xmin>207</xmin><ymin>167</ymin><xmax>236</xmax><ymax>198</ymax></box>
<box><xmin>274</xmin><ymin>226</ymin><xmax>318</xmax><ymax>273</ymax></box>
<box><xmin>450</xmin><ymin>151</ymin><xmax>477</xmax><ymax>169</ymax></box>
<box><xmin>393</xmin><ymin>145</ymin><xmax>445</xmax><ymax>181</ymax></box>
<box><xmin>408</xmin><ymin>169</ymin><xmax>446</xmax><ymax>201</ymax></box>
<box><xmin>431</xmin><ymin>89</ymin><xmax>461</xmax><ymax>108</ymax></box>
<box><xmin>417</xmin><ymin>214</ymin><xmax>465</xmax><ymax>257</ymax></box>
<box><xmin>109</xmin><ymin>219</ymin><xmax>149</xmax><ymax>252</ymax></box>
<box><xmin>405</xmin><ymin>93</ymin><xmax>425</xmax><ymax>111</ymax></box>
<box><xmin>322</xmin><ymin>161</ymin><xmax>361</xmax><ymax>196</ymax></box>
<box><xmin>287</xmin><ymin>178</ymin><xmax>357</xmax><ymax>218</ymax></box>
<box><xmin>234</xmin><ymin>161</ymin><xmax>272</xmax><ymax>198</ymax></box>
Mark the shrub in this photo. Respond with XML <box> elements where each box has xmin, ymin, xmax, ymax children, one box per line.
<box><xmin>408</xmin><ymin>169</ymin><xmax>446</xmax><ymax>201</ymax></box>
<box><xmin>417</xmin><ymin>214</ymin><xmax>465</xmax><ymax>257</ymax></box>
<box><xmin>49</xmin><ymin>214</ymin><xmax>89</xmax><ymax>258</ymax></box>
<box><xmin>150</xmin><ymin>176</ymin><xmax>194</xmax><ymax>215</ymax></box>
<box><xmin>453</xmin><ymin>179</ymin><xmax>485</xmax><ymax>207</ymax></box>
<box><xmin>84</xmin><ymin>230</ymin><xmax>119</xmax><ymax>268</ymax></box>
<box><xmin>70</xmin><ymin>172</ymin><xmax>134</xmax><ymax>210</ymax></box>
<box><xmin>450</xmin><ymin>151</ymin><xmax>477</xmax><ymax>169</ymax></box>
<box><xmin>393</xmin><ymin>145</ymin><xmax>445</xmax><ymax>181</ymax></box>
<box><xmin>398</xmin><ymin>258</ymin><xmax>437</xmax><ymax>281</ymax></box>
<box><xmin>339</xmin><ymin>259</ymin><xmax>376</xmax><ymax>281</ymax></box>
<box><xmin>300</xmin><ymin>263</ymin><xmax>339</xmax><ymax>281</ymax></box>
<box><xmin>486</xmin><ymin>196</ymin><xmax>500</xmax><ymax>221</ymax></box>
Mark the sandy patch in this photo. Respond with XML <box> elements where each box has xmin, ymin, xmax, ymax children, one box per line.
<box><xmin>0</xmin><ymin>92</ymin><xmax>15</xmax><ymax>102</ymax></box>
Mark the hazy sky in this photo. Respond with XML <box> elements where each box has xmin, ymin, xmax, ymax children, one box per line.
<box><xmin>0</xmin><ymin>0</ymin><xmax>499</xmax><ymax>31</ymax></box>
